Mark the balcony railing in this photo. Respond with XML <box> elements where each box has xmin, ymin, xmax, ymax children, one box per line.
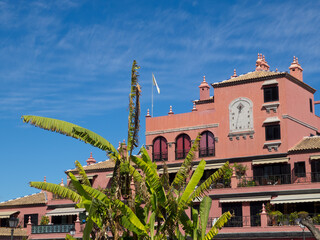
<box><xmin>199</xmin><ymin>147</ymin><xmax>215</xmax><ymax>158</ymax></box>
<box><xmin>238</xmin><ymin>174</ymin><xmax>291</xmax><ymax>187</ymax></box>
<box><xmin>152</xmin><ymin>151</ymin><xmax>168</xmax><ymax>162</ymax></box>
<box><xmin>198</xmin><ymin>179</ymin><xmax>231</xmax><ymax>189</ymax></box>
<box><xmin>32</xmin><ymin>224</ymin><xmax>75</xmax><ymax>234</ymax></box>
<box><xmin>175</xmin><ymin>150</ymin><xmax>189</xmax><ymax>160</ymax></box>
<box><xmin>207</xmin><ymin>216</ymin><xmax>260</xmax><ymax>228</ymax></box>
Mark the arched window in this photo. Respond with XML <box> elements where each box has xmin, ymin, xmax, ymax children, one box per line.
<box><xmin>153</xmin><ymin>136</ymin><xmax>168</xmax><ymax>161</ymax></box>
<box><xmin>199</xmin><ymin>131</ymin><xmax>215</xmax><ymax>157</ymax></box>
<box><xmin>175</xmin><ymin>134</ymin><xmax>191</xmax><ymax>160</ymax></box>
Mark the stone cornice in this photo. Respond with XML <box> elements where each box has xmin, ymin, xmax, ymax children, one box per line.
<box><xmin>145</xmin><ymin>123</ymin><xmax>219</xmax><ymax>136</ymax></box>
<box><xmin>282</xmin><ymin>114</ymin><xmax>318</xmax><ymax>131</ymax></box>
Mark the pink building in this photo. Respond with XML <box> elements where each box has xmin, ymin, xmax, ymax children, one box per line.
<box><xmin>1</xmin><ymin>54</ymin><xmax>320</xmax><ymax>239</ymax></box>
<box><xmin>145</xmin><ymin>54</ymin><xmax>320</xmax><ymax>239</ymax></box>
<box><xmin>0</xmin><ymin>154</ymin><xmax>114</xmax><ymax>240</ymax></box>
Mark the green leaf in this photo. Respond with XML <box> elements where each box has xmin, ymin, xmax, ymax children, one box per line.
<box><xmin>172</xmin><ymin>135</ymin><xmax>200</xmax><ymax>190</ymax></box>
<box><xmin>149</xmin><ymin>212</ymin><xmax>156</xmax><ymax>240</ymax></box>
<box><xmin>21</xmin><ymin>115</ymin><xmax>120</xmax><ymax>161</ymax></box>
<box><xmin>179</xmin><ymin>159</ymin><xmax>205</xmax><ymax>210</ymax></box>
<box><xmin>189</xmin><ymin>162</ymin><xmax>229</xmax><ymax>203</ymax></box>
<box><xmin>75</xmin><ymin>160</ymin><xmax>91</xmax><ymax>187</ymax></box>
<box><xmin>204</xmin><ymin>212</ymin><xmax>232</xmax><ymax>240</ymax></box>
<box><xmin>29</xmin><ymin>182</ymin><xmax>80</xmax><ymax>203</ymax></box>
<box><xmin>192</xmin><ymin>208</ymin><xmax>199</xmax><ymax>240</ymax></box>
<box><xmin>131</xmin><ymin>155</ymin><xmax>166</xmax><ymax>204</ymax></box>
<box><xmin>200</xmin><ymin>197</ymin><xmax>212</xmax><ymax>239</ymax></box>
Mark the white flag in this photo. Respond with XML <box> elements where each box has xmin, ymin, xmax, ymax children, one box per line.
<box><xmin>152</xmin><ymin>73</ymin><xmax>160</xmax><ymax>94</ymax></box>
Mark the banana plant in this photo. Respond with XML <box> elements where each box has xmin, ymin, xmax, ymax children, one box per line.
<box><xmin>23</xmin><ymin>61</ymin><xmax>143</xmax><ymax>239</ymax></box>
<box><xmin>130</xmin><ymin>136</ymin><xmax>231</xmax><ymax>239</ymax></box>
<box><xmin>188</xmin><ymin>196</ymin><xmax>232</xmax><ymax>240</ymax></box>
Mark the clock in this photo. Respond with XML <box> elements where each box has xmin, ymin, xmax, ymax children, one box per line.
<box><xmin>229</xmin><ymin>97</ymin><xmax>254</xmax><ymax>133</ymax></box>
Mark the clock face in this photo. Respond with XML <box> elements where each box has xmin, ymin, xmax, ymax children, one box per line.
<box><xmin>229</xmin><ymin>98</ymin><xmax>253</xmax><ymax>133</ymax></box>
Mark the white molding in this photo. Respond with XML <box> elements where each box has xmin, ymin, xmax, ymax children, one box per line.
<box><xmin>228</xmin><ymin>130</ymin><xmax>255</xmax><ymax>141</ymax></box>
<box><xmin>262</xmin><ymin>102</ymin><xmax>279</xmax><ymax>113</ymax></box>
<box><xmin>145</xmin><ymin>123</ymin><xmax>219</xmax><ymax>136</ymax></box>
<box><xmin>262</xmin><ymin>79</ymin><xmax>278</xmax><ymax>86</ymax></box>
<box><xmin>264</xmin><ymin>141</ymin><xmax>281</xmax><ymax>152</ymax></box>
<box><xmin>282</xmin><ymin>114</ymin><xmax>318</xmax><ymax>131</ymax></box>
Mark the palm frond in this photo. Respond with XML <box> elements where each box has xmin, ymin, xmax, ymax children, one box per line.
<box><xmin>127</xmin><ymin>60</ymin><xmax>141</xmax><ymax>155</ymax></box>
<box><xmin>188</xmin><ymin>162</ymin><xmax>229</xmax><ymax>203</ymax></box>
<box><xmin>30</xmin><ymin>182</ymin><xmax>80</xmax><ymax>203</ymax></box>
<box><xmin>179</xmin><ymin>160</ymin><xmax>205</xmax><ymax>210</ymax></box>
<box><xmin>204</xmin><ymin>211</ymin><xmax>232</xmax><ymax>240</ymax></box>
<box><xmin>200</xmin><ymin>196</ymin><xmax>212</xmax><ymax>239</ymax></box>
<box><xmin>172</xmin><ymin>135</ymin><xmax>200</xmax><ymax>190</ymax></box>
<box><xmin>192</xmin><ymin>208</ymin><xmax>199</xmax><ymax>240</ymax></box>
<box><xmin>131</xmin><ymin>155</ymin><xmax>166</xmax><ymax>204</ymax></box>
<box><xmin>21</xmin><ymin>116</ymin><xmax>120</xmax><ymax>161</ymax></box>
<box><xmin>75</xmin><ymin>160</ymin><xmax>91</xmax><ymax>186</ymax></box>
<box><xmin>82</xmin><ymin>185</ymin><xmax>148</xmax><ymax>236</ymax></box>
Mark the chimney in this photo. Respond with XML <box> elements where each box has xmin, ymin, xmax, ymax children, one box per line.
<box><xmin>199</xmin><ymin>76</ymin><xmax>210</xmax><ymax>100</ymax></box>
<box><xmin>289</xmin><ymin>56</ymin><xmax>303</xmax><ymax>81</ymax></box>
<box><xmin>86</xmin><ymin>152</ymin><xmax>96</xmax><ymax>166</ymax></box>
<box><xmin>256</xmin><ymin>53</ymin><xmax>270</xmax><ymax>71</ymax></box>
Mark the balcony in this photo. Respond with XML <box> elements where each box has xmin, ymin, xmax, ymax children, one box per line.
<box><xmin>237</xmin><ymin>174</ymin><xmax>291</xmax><ymax>187</ymax></box>
<box><xmin>31</xmin><ymin>224</ymin><xmax>75</xmax><ymax>234</ymax></box>
<box><xmin>198</xmin><ymin>179</ymin><xmax>231</xmax><ymax>189</ymax></box>
<box><xmin>207</xmin><ymin>216</ymin><xmax>261</xmax><ymax>228</ymax></box>
<box><xmin>199</xmin><ymin>147</ymin><xmax>215</xmax><ymax>158</ymax></box>
<box><xmin>153</xmin><ymin>151</ymin><xmax>168</xmax><ymax>162</ymax></box>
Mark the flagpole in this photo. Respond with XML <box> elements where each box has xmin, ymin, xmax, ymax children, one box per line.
<box><xmin>152</xmin><ymin>73</ymin><xmax>154</xmax><ymax>117</ymax></box>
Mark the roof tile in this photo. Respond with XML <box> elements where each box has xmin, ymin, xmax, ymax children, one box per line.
<box><xmin>289</xmin><ymin>136</ymin><xmax>320</xmax><ymax>152</ymax></box>
<box><xmin>0</xmin><ymin>192</ymin><xmax>46</xmax><ymax>207</ymax></box>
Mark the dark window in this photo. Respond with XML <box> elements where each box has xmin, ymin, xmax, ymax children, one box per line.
<box><xmin>0</xmin><ymin>218</ymin><xmax>8</xmax><ymax>227</ymax></box>
<box><xmin>265</xmin><ymin>124</ymin><xmax>281</xmax><ymax>141</ymax></box>
<box><xmin>264</xmin><ymin>86</ymin><xmax>279</xmax><ymax>102</ymax></box>
<box><xmin>24</xmin><ymin>214</ymin><xmax>38</xmax><ymax>227</ymax></box>
<box><xmin>153</xmin><ymin>136</ymin><xmax>168</xmax><ymax>161</ymax></box>
<box><xmin>253</xmin><ymin>163</ymin><xmax>291</xmax><ymax>185</ymax></box>
<box><xmin>310</xmin><ymin>98</ymin><xmax>313</xmax><ymax>113</ymax></box>
<box><xmin>175</xmin><ymin>134</ymin><xmax>191</xmax><ymax>160</ymax></box>
<box><xmin>311</xmin><ymin>161</ymin><xmax>320</xmax><ymax>182</ymax></box>
<box><xmin>294</xmin><ymin>162</ymin><xmax>306</xmax><ymax>177</ymax></box>
<box><xmin>250</xmin><ymin>202</ymin><xmax>266</xmax><ymax>226</ymax></box>
<box><xmin>199</xmin><ymin>131</ymin><xmax>215</xmax><ymax>157</ymax></box>
<box><xmin>222</xmin><ymin>203</ymin><xmax>243</xmax><ymax>227</ymax></box>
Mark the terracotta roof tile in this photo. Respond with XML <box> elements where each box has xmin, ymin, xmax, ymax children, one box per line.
<box><xmin>0</xmin><ymin>228</ymin><xmax>27</xmax><ymax>236</ymax></box>
<box><xmin>212</xmin><ymin>71</ymin><xmax>284</xmax><ymax>87</ymax></box>
<box><xmin>66</xmin><ymin>160</ymin><xmax>115</xmax><ymax>173</ymax></box>
<box><xmin>289</xmin><ymin>136</ymin><xmax>320</xmax><ymax>152</ymax></box>
<box><xmin>0</xmin><ymin>192</ymin><xmax>46</xmax><ymax>207</ymax></box>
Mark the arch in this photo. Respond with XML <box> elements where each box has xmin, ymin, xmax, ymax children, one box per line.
<box><xmin>199</xmin><ymin>131</ymin><xmax>215</xmax><ymax>157</ymax></box>
<box><xmin>152</xmin><ymin>136</ymin><xmax>168</xmax><ymax>161</ymax></box>
<box><xmin>175</xmin><ymin>133</ymin><xmax>191</xmax><ymax>160</ymax></box>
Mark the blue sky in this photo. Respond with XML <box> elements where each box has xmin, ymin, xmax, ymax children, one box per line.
<box><xmin>1</xmin><ymin>0</ymin><xmax>320</xmax><ymax>202</ymax></box>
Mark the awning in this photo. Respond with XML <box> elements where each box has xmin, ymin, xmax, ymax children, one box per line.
<box><xmin>310</xmin><ymin>155</ymin><xmax>320</xmax><ymax>160</ymax></box>
<box><xmin>193</xmin><ymin>163</ymin><xmax>224</xmax><ymax>171</ymax></box>
<box><xmin>263</xmin><ymin>117</ymin><xmax>280</xmax><ymax>124</ymax></box>
<box><xmin>219</xmin><ymin>195</ymin><xmax>271</xmax><ymax>203</ymax></box>
<box><xmin>0</xmin><ymin>211</ymin><xmax>19</xmax><ymax>219</ymax></box>
<box><xmin>252</xmin><ymin>157</ymin><xmax>289</xmax><ymax>165</ymax></box>
<box><xmin>270</xmin><ymin>193</ymin><xmax>320</xmax><ymax>204</ymax></box>
<box><xmin>46</xmin><ymin>207</ymin><xmax>85</xmax><ymax>216</ymax></box>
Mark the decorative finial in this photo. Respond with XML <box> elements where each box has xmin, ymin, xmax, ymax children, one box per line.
<box><xmin>203</xmin><ymin>76</ymin><xmax>206</xmax><ymax>82</ymax></box>
<box><xmin>60</xmin><ymin>178</ymin><xmax>64</xmax><ymax>186</ymax></box>
<box><xmin>90</xmin><ymin>152</ymin><xmax>92</xmax><ymax>158</ymax></box>
<box><xmin>44</xmin><ymin>176</ymin><xmax>46</xmax><ymax>182</ymax></box>
<box><xmin>275</xmin><ymin>68</ymin><xmax>278</xmax><ymax>72</ymax></box>
<box><xmin>28</xmin><ymin>216</ymin><xmax>32</xmax><ymax>224</ymax></box>
<box><xmin>231</xmin><ymin>68</ymin><xmax>237</xmax><ymax>78</ymax></box>
<box><xmin>146</xmin><ymin>109</ymin><xmax>151</xmax><ymax>117</ymax></box>
<box><xmin>118</xmin><ymin>141</ymin><xmax>121</xmax><ymax>148</ymax></box>
<box><xmin>262</xmin><ymin>203</ymin><xmax>266</xmax><ymax>213</ymax></box>
<box><xmin>192</xmin><ymin>102</ymin><xmax>197</xmax><ymax>111</ymax></box>
<box><xmin>123</xmin><ymin>139</ymin><xmax>126</xmax><ymax>143</ymax></box>
<box><xmin>168</xmin><ymin>106</ymin><xmax>174</xmax><ymax>115</ymax></box>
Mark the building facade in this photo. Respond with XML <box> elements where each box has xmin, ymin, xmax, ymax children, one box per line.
<box><xmin>145</xmin><ymin>54</ymin><xmax>320</xmax><ymax>239</ymax></box>
<box><xmin>1</xmin><ymin>54</ymin><xmax>320</xmax><ymax>239</ymax></box>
